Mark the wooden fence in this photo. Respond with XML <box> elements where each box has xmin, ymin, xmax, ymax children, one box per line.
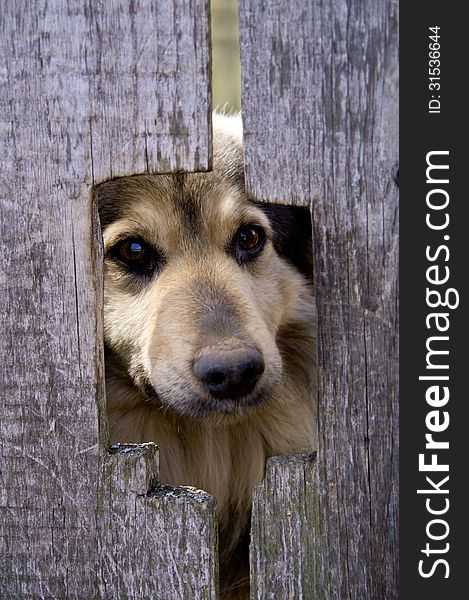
<box><xmin>0</xmin><ymin>0</ymin><xmax>398</xmax><ymax>598</ymax></box>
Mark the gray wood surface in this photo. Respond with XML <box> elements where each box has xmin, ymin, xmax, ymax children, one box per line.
<box><xmin>238</xmin><ymin>0</ymin><xmax>318</xmax><ymax>206</ymax></box>
<box><xmin>239</xmin><ymin>0</ymin><xmax>399</xmax><ymax>597</ymax></box>
<box><xmin>88</xmin><ymin>0</ymin><xmax>212</xmax><ymax>178</ymax></box>
<box><xmin>250</xmin><ymin>454</ymin><xmax>317</xmax><ymax>600</ymax></box>
<box><xmin>0</xmin><ymin>1</ymin><xmax>216</xmax><ymax>597</ymax></box>
<box><xmin>98</xmin><ymin>444</ymin><xmax>219</xmax><ymax>599</ymax></box>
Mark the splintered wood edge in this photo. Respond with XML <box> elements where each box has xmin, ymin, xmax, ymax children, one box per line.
<box><xmin>104</xmin><ymin>443</ymin><xmax>217</xmax><ymax>508</ymax></box>
<box><xmin>103</xmin><ymin>442</ymin><xmax>159</xmax><ymax>496</ymax></box>
<box><xmin>98</xmin><ymin>445</ymin><xmax>219</xmax><ymax>600</ymax></box>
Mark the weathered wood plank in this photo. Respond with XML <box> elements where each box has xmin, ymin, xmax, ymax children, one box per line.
<box><xmin>250</xmin><ymin>454</ymin><xmax>317</xmax><ymax>600</ymax></box>
<box><xmin>239</xmin><ymin>0</ymin><xmax>399</xmax><ymax>597</ymax></box>
<box><xmin>98</xmin><ymin>444</ymin><xmax>219</xmax><ymax>599</ymax></box>
<box><xmin>88</xmin><ymin>0</ymin><xmax>212</xmax><ymax>179</ymax></box>
<box><xmin>0</xmin><ymin>1</ymin><xmax>216</xmax><ymax>597</ymax></box>
<box><xmin>309</xmin><ymin>2</ymin><xmax>399</xmax><ymax>596</ymax></box>
<box><xmin>0</xmin><ymin>5</ymin><xmax>105</xmax><ymax>593</ymax></box>
<box><xmin>238</xmin><ymin>0</ymin><xmax>317</xmax><ymax>206</ymax></box>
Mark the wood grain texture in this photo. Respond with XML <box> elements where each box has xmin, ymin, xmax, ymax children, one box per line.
<box><xmin>250</xmin><ymin>454</ymin><xmax>317</xmax><ymax>600</ymax></box>
<box><xmin>238</xmin><ymin>0</ymin><xmax>317</xmax><ymax>206</ymax></box>
<box><xmin>239</xmin><ymin>0</ymin><xmax>399</xmax><ymax>597</ymax></box>
<box><xmin>98</xmin><ymin>444</ymin><xmax>219</xmax><ymax>599</ymax></box>
<box><xmin>0</xmin><ymin>1</ymin><xmax>215</xmax><ymax>597</ymax></box>
<box><xmin>1</xmin><ymin>0</ymin><xmax>211</xmax><ymax>184</ymax></box>
<box><xmin>0</xmin><ymin>1</ymin><xmax>105</xmax><ymax>587</ymax></box>
<box><xmin>87</xmin><ymin>0</ymin><xmax>212</xmax><ymax>179</ymax></box>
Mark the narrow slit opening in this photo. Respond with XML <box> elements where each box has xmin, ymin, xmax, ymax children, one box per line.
<box><xmin>211</xmin><ymin>0</ymin><xmax>242</xmax><ymax>113</ymax></box>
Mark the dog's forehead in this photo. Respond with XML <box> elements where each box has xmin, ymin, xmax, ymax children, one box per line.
<box><xmin>100</xmin><ymin>173</ymin><xmax>267</xmax><ymax>249</ymax></box>
<box><xmin>142</xmin><ymin>177</ymin><xmax>265</xmax><ymax>236</ymax></box>
<box><xmin>173</xmin><ymin>172</ymin><xmax>263</xmax><ymax>230</ymax></box>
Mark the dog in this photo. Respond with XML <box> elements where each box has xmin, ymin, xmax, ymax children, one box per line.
<box><xmin>96</xmin><ymin>113</ymin><xmax>317</xmax><ymax>599</ymax></box>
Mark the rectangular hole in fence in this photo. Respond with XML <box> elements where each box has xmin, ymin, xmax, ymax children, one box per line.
<box><xmin>93</xmin><ymin>141</ymin><xmax>318</xmax><ymax>598</ymax></box>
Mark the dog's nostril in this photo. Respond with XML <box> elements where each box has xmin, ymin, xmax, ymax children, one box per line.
<box><xmin>193</xmin><ymin>348</ymin><xmax>264</xmax><ymax>400</ymax></box>
<box><xmin>206</xmin><ymin>370</ymin><xmax>226</xmax><ymax>387</ymax></box>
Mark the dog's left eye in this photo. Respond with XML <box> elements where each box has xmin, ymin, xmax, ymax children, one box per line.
<box><xmin>233</xmin><ymin>225</ymin><xmax>266</xmax><ymax>261</ymax></box>
<box><xmin>110</xmin><ymin>238</ymin><xmax>160</xmax><ymax>275</ymax></box>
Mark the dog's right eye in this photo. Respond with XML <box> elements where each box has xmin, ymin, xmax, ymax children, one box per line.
<box><xmin>230</xmin><ymin>224</ymin><xmax>266</xmax><ymax>265</ymax></box>
<box><xmin>109</xmin><ymin>238</ymin><xmax>160</xmax><ymax>276</ymax></box>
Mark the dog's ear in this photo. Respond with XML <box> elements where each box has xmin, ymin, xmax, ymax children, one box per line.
<box><xmin>257</xmin><ymin>203</ymin><xmax>314</xmax><ymax>280</ymax></box>
<box><xmin>94</xmin><ymin>180</ymin><xmax>124</xmax><ymax>230</ymax></box>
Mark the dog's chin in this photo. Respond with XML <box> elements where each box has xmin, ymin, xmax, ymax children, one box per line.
<box><xmin>141</xmin><ymin>380</ymin><xmax>270</xmax><ymax>423</ymax></box>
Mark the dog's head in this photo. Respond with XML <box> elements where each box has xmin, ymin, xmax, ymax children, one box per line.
<box><xmin>97</xmin><ymin>114</ymin><xmax>314</xmax><ymax>421</ymax></box>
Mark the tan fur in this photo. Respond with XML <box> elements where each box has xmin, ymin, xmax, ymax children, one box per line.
<box><xmin>98</xmin><ymin>114</ymin><xmax>316</xmax><ymax>599</ymax></box>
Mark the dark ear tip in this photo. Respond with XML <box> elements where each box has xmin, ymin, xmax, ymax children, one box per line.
<box><xmin>256</xmin><ymin>202</ymin><xmax>314</xmax><ymax>279</ymax></box>
<box><xmin>94</xmin><ymin>179</ymin><xmax>125</xmax><ymax>230</ymax></box>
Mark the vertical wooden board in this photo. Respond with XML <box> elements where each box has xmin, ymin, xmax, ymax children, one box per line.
<box><xmin>142</xmin><ymin>488</ymin><xmax>219</xmax><ymax>599</ymax></box>
<box><xmin>250</xmin><ymin>455</ymin><xmax>317</xmax><ymax>600</ymax></box>
<box><xmin>0</xmin><ymin>1</ymin><xmax>213</xmax><ymax>597</ymax></box>
<box><xmin>88</xmin><ymin>0</ymin><xmax>212</xmax><ymax>179</ymax></box>
<box><xmin>309</xmin><ymin>2</ymin><xmax>399</xmax><ymax>597</ymax></box>
<box><xmin>238</xmin><ymin>0</ymin><xmax>316</xmax><ymax>206</ymax></box>
<box><xmin>0</xmin><ymin>2</ymin><xmax>104</xmax><ymax>596</ymax></box>
<box><xmin>5</xmin><ymin>0</ymin><xmax>212</xmax><ymax>183</ymax></box>
<box><xmin>313</xmin><ymin>2</ymin><xmax>398</xmax><ymax>598</ymax></box>
<box><xmin>99</xmin><ymin>444</ymin><xmax>219</xmax><ymax>599</ymax></box>
<box><xmin>239</xmin><ymin>0</ymin><xmax>399</xmax><ymax>598</ymax></box>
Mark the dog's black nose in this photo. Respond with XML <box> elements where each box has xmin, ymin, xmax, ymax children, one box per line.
<box><xmin>193</xmin><ymin>348</ymin><xmax>265</xmax><ymax>400</ymax></box>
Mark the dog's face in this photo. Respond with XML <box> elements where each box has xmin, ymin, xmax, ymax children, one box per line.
<box><xmin>97</xmin><ymin>117</ymin><xmax>313</xmax><ymax>421</ymax></box>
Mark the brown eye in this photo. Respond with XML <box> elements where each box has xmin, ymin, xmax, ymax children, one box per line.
<box><xmin>238</xmin><ymin>227</ymin><xmax>260</xmax><ymax>250</ymax></box>
<box><xmin>110</xmin><ymin>237</ymin><xmax>161</xmax><ymax>276</ymax></box>
<box><xmin>119</xmin><ymin>240</ymin><xmax>145</xmax><ymax>261</ymax></box>
<box><xmin>232</xmin><ymin>225</ymin><xmax>266</xmax><ymax>264</ymax></box>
